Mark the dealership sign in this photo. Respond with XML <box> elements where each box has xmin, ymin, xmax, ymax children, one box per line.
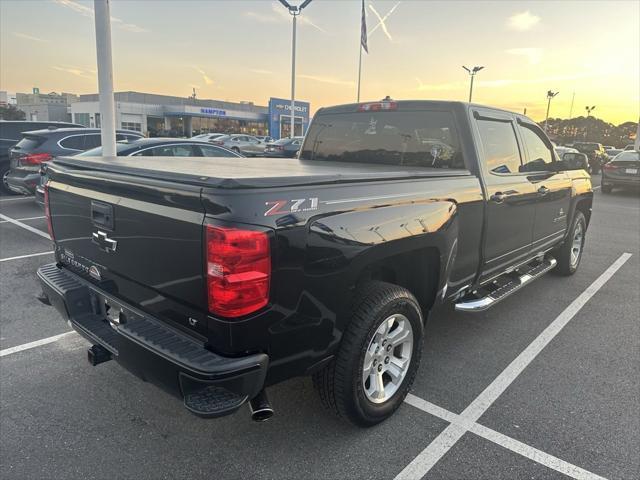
<box><xmin>268</xmin><ymin>97</ymin><xmax>310</xmax><ymax>140</ymax></box>
<box><xmin>200</xmin><ymin>107</ymin><xmax>227</xmax><ymax>117</ymax></box>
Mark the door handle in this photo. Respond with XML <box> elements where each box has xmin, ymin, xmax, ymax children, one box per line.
<box><xmin>490</xmin><ymin>192</ymin><xmax>507</xmax><ymax>203</ymax></box>
<box><xmin>537</xmin><ymin>186</ymin><xmax>550</xmax><ymax>195</ymax></box>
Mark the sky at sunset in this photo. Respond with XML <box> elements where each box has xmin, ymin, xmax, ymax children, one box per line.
<box><xmin>1</xmin><ymin>0</ymin><xmax>638</xmax><ymax>124</ymax></box>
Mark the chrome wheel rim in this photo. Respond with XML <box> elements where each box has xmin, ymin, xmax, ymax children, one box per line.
<box><xmin>362</xmin><ymin>314</ymin><xmax>413</xmax><ymax>404</ymax></box>
<box><xmin>570</xmin><ymin>221</ymin><xmax>584</xmax><ymax>267</ymax></box>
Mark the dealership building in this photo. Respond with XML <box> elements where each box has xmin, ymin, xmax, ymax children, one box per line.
<box><xmin>69</xmin><ymin>91</ymin><xmax>310</xmax><ymax>139</ymax></box>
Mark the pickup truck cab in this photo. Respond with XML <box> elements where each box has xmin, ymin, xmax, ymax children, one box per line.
<box><xmin>38</xmin><ymin>100</ymin><xmax>592</xmax><ymax>426</ymax></box>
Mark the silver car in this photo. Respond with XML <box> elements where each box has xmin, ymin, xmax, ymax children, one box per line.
<box><xmin>213</xmin><ymin>134</ymin><xmax>266</xmax><ymax>156</ymax></box>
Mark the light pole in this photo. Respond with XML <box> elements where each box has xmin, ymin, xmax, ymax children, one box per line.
<box><xmin>93</xmin><ymin>0</ymin><xmax>116</xmax><ymax>156</ymax></box>
<box><xmin>462</xmin><ymin>65</ymin><xmax>484</xmax><ymax>103</ymax></box>
<box><xmin>278</xmin><ymin>0</ymin><xmax>313</xmax><ymax>138</ymax></box>
<box><xmin>585</xmin><ymin>105</ymin><xmax>596</xmax><ymax>140</ymax></box>
<box><xmin>544</xmin><ymin>90</ymin><xmax>559</xmax><ymax>132</ymax></box>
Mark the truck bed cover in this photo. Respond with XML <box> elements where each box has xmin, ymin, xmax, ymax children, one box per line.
<box><xmin>53</xmin><ymin>155</ymin><xmax>471</xmax><ymax>189</ymax></box>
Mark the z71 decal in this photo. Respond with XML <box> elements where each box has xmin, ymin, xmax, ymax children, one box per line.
<box><xmin>265</xmin><ymin>197</ymin><xmax>319</xmax><ymax>216</ymax></box>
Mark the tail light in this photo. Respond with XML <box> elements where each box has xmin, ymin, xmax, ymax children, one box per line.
<box><xmin>206</xmin><ymin>225</ymin><xmax>270</xmax><ymax>318</ymax></box>
<box><xmin>20</xmin><ymin>153</ymin><xmax>52</xmax><ymax>166</ymax></box>
<box><xmin>43</xmin><ymin>183</ymin><xmax>55</xmax><ymax>241</ymax></box>
<box><xmin>212</xmin><ymin>140</ymin><xmax>224</xmax><ymax>146</ymax></box>
<box><xmin>603</xmin><ymin>163</ymin><xmax>618</xmax><ymax>171</ymax></box>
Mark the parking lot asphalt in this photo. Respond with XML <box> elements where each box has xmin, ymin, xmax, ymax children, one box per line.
<box><xmin>1</xmin><ymin>179</ymin><xmax>639</xmax><ymax>480</ymax></box>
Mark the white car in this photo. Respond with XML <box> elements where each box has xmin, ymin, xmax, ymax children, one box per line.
<box><xmin>191</xmin><ymin>133</ymin><xmax>226</xmax><ymax>142</ymax></box>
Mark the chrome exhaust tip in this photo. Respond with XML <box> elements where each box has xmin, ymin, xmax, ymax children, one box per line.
<box><xmin>248</xmin><ymin>389</ymin><xmax>274</xmax><ymax>422</ymax></box>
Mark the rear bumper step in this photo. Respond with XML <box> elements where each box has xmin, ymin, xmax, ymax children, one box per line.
<box><xmin>455</xmin><ymin>257</ymin><xmax>557</xmax><ymax>312</ymax></box>
<box><xmin>37</xmin><ymin>263</ymin><xmax>268</xmax><ymax>418</ymax></box>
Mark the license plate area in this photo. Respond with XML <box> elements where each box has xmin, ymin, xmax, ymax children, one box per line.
<box><xmin>625</xmin><ymin>168</ymin><xmax>638</xmax><ymax>174</ymax></box>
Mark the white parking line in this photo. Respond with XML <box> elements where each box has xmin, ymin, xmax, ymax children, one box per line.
<box><xmin>396</xmin><ymin>252</ymin><xmax>632</xmax><ymax>480</ymax></box>
<box><xmin>0</xmin><ymin>213</ymin><xmax>50</xmax><ymax>239</ymax></box>
<box><xmin>593</xmin><ymin>185</ymin><xmax>601</xmax><ymax>190</ymax></box>
<box><xmin>0</xmin><ymin>215</ymin><xmax>45</xmax><ymax>223</ymax></box>
<box><xmin>0</xmin><ymin>196</ymin><xmax>35</xmax><ymax>203</ymax></box>
<box><xmin>0</xmin><ymin>251</ymin><xmax>54</xmax><ymax>262</ymax></box>
<box><xmin>405</xmin><ymin>395</ymin><xmax>607</xmax><ymax>480</ymax></box>
<box><xmin>0</xmin><ymin>332</ymin><xmax>74</xmax><ymax>358</ymax></box>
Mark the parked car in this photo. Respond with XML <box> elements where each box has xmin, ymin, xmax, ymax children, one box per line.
<box><xmin>572</xmin><ymin>142</ymin><xmax>608</xmax><ymax>174</ymax></box>
<box><xmin>601</xmin><ymin>150</ymin><xmax>640</xmax><ymax>193</ymax></box>
<box><xmin>38</xmin><ymin>100</ymin><xmax>592</xmax><ymax>427</ymax></box>
<box><xmin>605</xmin><ymin>148</ymin><xmax>623</xmax><ymax>159</ymax></box>
<box><xmin>624</xmin><ymin>144</ymin><xmax>636</xmax><ymax>151</ymax></box>
<box><xmin>212</xmin><ymin>134</ymin><xmax>266</xmax><ymax>156</ymax></box>
<box><xmin>6</xmin><ymin>128</ymin><xmax>142</xmax><ymax>195</ymax></box>
<box><xmin>264</xmin><ymin>136</ymin><xmax>304</xmax><ymax>158</ymax></box>
<box><xmin>34</xmin><ymin>138</ymin><xmax>243</xmax><ymax>207</ymax></box>
<box><xmin>255</xmin><ymin>135</ymin><xmax>275</xmax><ymax>143</ymax></box>
<box><xmin>191</xmin><ymin>133</ymin><xmax>226</xmax><ymax>142</ymax></box>
<box><xmin>0</xmin><ymin>120</ymin><xmax>85</xmax><ymax>194</ymax></box>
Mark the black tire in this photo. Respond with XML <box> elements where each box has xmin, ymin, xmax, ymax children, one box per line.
<box><xmin>1</xmin><ymin>165</ymin><xmax>16</xmax><ymax>195</ymax></box>
<box><xmin>553</xmin><ymin>211</ymin><xmax>587</xmax><ymax>276</ymax></box>
<box><xmin>601</xmin><ymin>183</ymin><xmax>613</xmax><ymax>193</ymax></box>
<box><xmin>231</xmin><ymin>147</ymin><xmax>240</xmax><ymax>154</ymax></box>
<box><xmin>312</xmin><ymin>281</ymin><xmax>424</xmax><ymax>427</ymax></box>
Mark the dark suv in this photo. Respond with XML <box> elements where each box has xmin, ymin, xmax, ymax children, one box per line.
<box><xmin>0</xmin><ymin>120</ymin><xmax>84</xmax><ymax>194</ymax></box>
<box><xmin>6</xmin><ymin>128</ymin><xmax>142</xmax><ymax>195</ymax></box>
<box><xmin>572</xmin><ymin>142</ymin><xmax>608</xmax><ymax>174</ymax></box>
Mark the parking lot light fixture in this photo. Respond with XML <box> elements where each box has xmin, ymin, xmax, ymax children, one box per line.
<box><xmin>278</xmin><ymin>0</ymin><xmax>314</xmax><ymax>138</ymax></box>
<box><xmin>462</xmin><ymin>66</ymin><xmax>484</xmax><ymax>103</ymax></box>
<box><xmin>544</xmin><ymin>90</ymin><xmax>559</xmax><ymax>132</ymax></box>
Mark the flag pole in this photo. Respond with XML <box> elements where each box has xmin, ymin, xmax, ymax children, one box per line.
<box><xmin>357</xmin><ymin>44</ymin><xmax>363</xmax><ymax>103</ymax></box>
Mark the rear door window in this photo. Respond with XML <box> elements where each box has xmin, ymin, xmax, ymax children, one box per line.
<box><xmin>136</xmin><ymin>144</ymin><xmax>197</xmax><ymax>156</ymax></box>
<box><xmin>475</xmin><ymin>119</ymin><xmax>522</xmax><ymax>174</ymax></box>
<box><xmin>198</xmin><ymin>145</ymin><xmax>237</xmax><ymax>157</ymax></box>
<box><xmin>83</xmin><ymin>134</ymin><xmax>102</xmax><ymax>150</ymax></box>
<box><xmin>300</xmin><ymin>110</ymin><xmax>464</xmax><ymax>169</ymax></box>
<box><xmin>59</xmin><ymin>135</ymin><xmax>86</xmax><ymax>150</ymax></box>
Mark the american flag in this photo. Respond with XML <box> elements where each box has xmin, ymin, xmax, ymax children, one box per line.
<box><xmin>360</xmin><ymin>0</ymin><xmax>368</xmax><ymax>53</ymax></box>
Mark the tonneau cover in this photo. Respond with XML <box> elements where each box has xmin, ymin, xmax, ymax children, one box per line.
<box><xmin>53</xmin><ymin>155</ymin><xmax>471</xmax><ymax>189</ymax></box>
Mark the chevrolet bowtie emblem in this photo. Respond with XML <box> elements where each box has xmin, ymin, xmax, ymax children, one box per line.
<box><xmin>92</xmin><ymin>230</ymin><xmax>118</xmax><ymax>253</ymax></box>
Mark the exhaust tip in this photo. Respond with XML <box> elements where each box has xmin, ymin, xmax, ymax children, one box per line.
<box><xmin>249</xmin><ymin>390</ymin><xmax>274</xmax><ymax>422</ymax></box>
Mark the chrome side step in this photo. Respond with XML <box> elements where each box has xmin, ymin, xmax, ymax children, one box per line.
<box><xmin>455</xmin><ymin>257</ymin><xmax>557</xmax><ymax>312</ymax></box>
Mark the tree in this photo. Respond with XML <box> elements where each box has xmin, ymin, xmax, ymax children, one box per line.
<box><xmin>0</xmin><ymin>104</ymin><xmax>26</xmax><ymax>120</ymax></box>
<box><xmin>539</xmin><ymin>116</ymin><xmax>639</xmax><ymax>148</ymax></box>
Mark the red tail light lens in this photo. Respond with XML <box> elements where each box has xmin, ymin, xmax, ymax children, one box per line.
<box><xmin>43</xmin><ymin>183</ymin><xmax>55</xmax><ymax>241</ymax></box>
<box><xmin>206</xmin><ymin>225</ymin><xmax>271</xmax><ymax>318</ymax></box>
<box><xmin>21</xmin><ymin>153</ymin><xmax>52</xmax><ymax>166</ymax></box>
<box><xmin>603</xmin><ymin>163</ymin><xmax>618</xmax><ymax>171</ymax></box>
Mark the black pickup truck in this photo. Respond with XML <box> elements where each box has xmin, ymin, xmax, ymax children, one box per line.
<box><xmin>38</xmin><ymin>100</ymin><xmax>592</xmax><ymax>426</ymax></box>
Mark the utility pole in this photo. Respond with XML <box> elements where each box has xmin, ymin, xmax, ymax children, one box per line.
<box><xmin>568</xmin><ymin>91</ymin><xmax>575</xmax><ymax>118</ymax></box>
<box><xmin>278</xmin><ymin>0</ymin><xmax>314</xmax><ymax>138</ymax></box>
<box><xmin>544</xmin><ymin>90</ymin><xmax>559</xmax><ymax>132</ymax></box>
<box><xmin>462</xmin><ymin>66</ymin><xmax>484</xmax><ymax>103</ymax></box>
<box><xmin>93</xmin><ymin>0</ymin><xmax>117</xmax><ymax>156</ymax></box>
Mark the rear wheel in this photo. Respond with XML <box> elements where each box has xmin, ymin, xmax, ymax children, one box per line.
<box><xmin>313</xmin><ymin>282</ymin><xmax>424</xmax><ymax>427</ymax></box>
<box><xmin>1</xmin><ymin>165</ymin><xmax>16</xmax><ymax>195</ymax></box>
<box><xmin>231</xmin><ymin>147</ymin><xmax>240</xmax><ymax>154</ymax></box>
<box><xmin>553</xmin><ymin>211</ymin><xmax>586</xmax><ymax>276</ymax></box>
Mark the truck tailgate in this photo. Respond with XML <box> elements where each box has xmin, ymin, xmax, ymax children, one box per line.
<box><xmin>47</xmin><ymin>165</ymin><xmax>209</xmax><ymax>337</ymax></box>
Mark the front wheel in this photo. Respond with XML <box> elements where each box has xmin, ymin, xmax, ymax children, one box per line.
<box><xmin>553</xmin><ymin>211</ymin><xmax>587</xmax><ymax>276</ymax></box>
<box><xmin>313</xmin><ymin>282</ymin><xmax>424</xmax><ymax>427</ymax></box>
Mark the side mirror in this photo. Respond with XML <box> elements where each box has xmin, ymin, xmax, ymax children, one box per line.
<box><xmin>562</xmin><ymin>152</ymin><xmax>589</xmax><ymax>171</ymax></box>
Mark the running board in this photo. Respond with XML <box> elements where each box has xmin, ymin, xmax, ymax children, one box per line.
<box><xmin>455</xmin><ymin>257</ymin><xmax>557</xmax><ymax>312</ymax></box>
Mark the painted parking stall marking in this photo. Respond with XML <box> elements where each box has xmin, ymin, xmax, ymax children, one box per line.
<box><xmin>397</xmin><ymin>252</ymin><xmax>632</xmax><ymax>480</ymax></box>
<box><xmin>0</xmin><ymin>213</ymin><xmax>50</xmax><ymax>239</ymax></box>
<box><xmin>0</xmin><ymin>251</ymin><xmax>54</xmax><ymax>262</ymax></box>
<box><xmin>0</xmin><ymin>332</ymin><xmax>75</xmax><ymax>358</ymax></box>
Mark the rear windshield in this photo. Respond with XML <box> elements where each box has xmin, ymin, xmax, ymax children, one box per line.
<box><xmin>13</xmin><ymin>135</ymin><xmax>45</xmax><ymax>151</ymax></box>
<box><xmin>576</xmin><ymin>143</ymin><xmax>599</xmax><ymax>150</ymax></box>
<box><xmin>300</xmin><ymin>110</ymin><xmax>464</xmax><ymax>169</ymax></box>
<box><xmin>612</xmin><ymin>151</ymin><xmax>639</xmax><ymax>163</ymax></box>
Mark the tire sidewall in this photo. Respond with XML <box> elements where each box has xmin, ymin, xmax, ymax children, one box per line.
<box><xmin>568</xmin><ymin>212</ymin><xmax>586</xmax><ymax>273</ymax></box>
<box><xmin>346</xmin><ymin>295</ymin><xmax>423</xmax><ymax>424</ymax></box>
